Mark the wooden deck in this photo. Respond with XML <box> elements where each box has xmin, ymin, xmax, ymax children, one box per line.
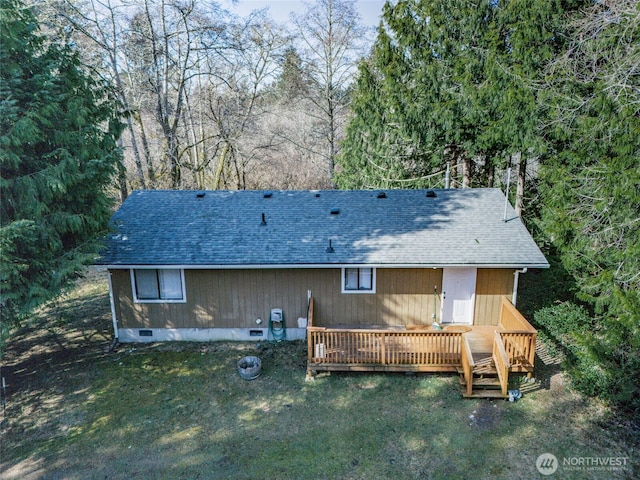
<box><xmin>306</xmin><ymin>297</ymin><xmax>537</xmax><ymax>398</ymax></box>
<box><xmin>307</xmin><ymin>324</ymin><xmax>500</xmax><ymax>371</ymax></box>
<box><xmin>462</xmin><ymin>325</ymin><xmax>502</xmax><ymax>359</ymax></box>
<box><xmin>307</xmin><ymin>327</ymin><xmax>464</xmax><ymax>372</ymax></box>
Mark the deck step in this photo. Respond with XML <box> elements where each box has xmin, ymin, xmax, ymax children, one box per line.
<box><xmin>473</xmin><ymin>366</ymin><xmax>498</xmax><ymax>376</ymax></box>
<box><xmin>475</xmin><ymin>356</ymin><xmax>494</xmax><ymax>366</ymax></box>
<box><xmin>472</xmin><ymin>357</ymin><xmax>498</xmax><ymax>376</ymax></box>
<box><xmin>472</xmin><ymin>377</ymin><xmax>502</xmax><ymax>388</ymax></box>
<box><xmin>463</xmin><ymin>390</ymin><xmax>509</xmax><ymax>399</ymax></box>
<box><xmin>458</xmin><ymin>375</ymin><xmax>502</xmax><ymax>387</ymax></box>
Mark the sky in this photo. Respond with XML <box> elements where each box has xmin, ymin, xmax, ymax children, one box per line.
<box><xmin>221</xmin><ymin>0</ymin><xmax>387</xmax><ymax>27</ymax></box>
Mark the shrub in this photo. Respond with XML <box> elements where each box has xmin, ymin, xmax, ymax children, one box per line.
<box><xmin>534</xmin><ymin>302</ymin><xmax>640</xmax><ymax>413</ymax></box>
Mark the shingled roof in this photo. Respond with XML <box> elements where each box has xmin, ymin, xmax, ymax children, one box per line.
<box><xmin>98</xmin><ymin>188</ymin><xmax>549</xmax><ymax>268</ymax></box>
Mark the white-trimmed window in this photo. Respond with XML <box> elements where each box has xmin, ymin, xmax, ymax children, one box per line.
<box><xmin>342</xmin><ymin>267</ymin><xmax>376</xmax><ymax>293</ymax></box>
<box><xmin>132</xmin><ymin>269</ymin><xmax>186</xmax><ymax>303</ymax></box>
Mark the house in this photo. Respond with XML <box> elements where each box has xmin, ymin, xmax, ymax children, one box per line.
<box><xmin>99</xmin><ymin>188</ymin><xmax>548</xmax><ymax>396</ymax></box>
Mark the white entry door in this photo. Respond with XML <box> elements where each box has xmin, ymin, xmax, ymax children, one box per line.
<box><xmin>441</xmin><ymin>268</ymin><xmax>477</xmax><ymax>324</ymax></box>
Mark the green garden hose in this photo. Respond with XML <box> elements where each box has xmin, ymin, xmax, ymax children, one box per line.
<box><xmin>268</xmin><ymin>311</ymin><xmax>286</xmax><ymax>342</ymax></box>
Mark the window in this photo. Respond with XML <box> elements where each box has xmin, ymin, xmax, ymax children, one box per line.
<box><xmin>132</xmin><ymin>269</ymin><xmax>185</xmax><ymax>302</ymax></box>
<box><xmin>342</xmin><ymin>267</ymin><xmax>375</xmax><ymax>293</ymax></box>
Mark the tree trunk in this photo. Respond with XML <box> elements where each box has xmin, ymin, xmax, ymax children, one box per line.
<box><xmin>135</xmin><ymin>112</ymin><xmax>155</xmax><ymax>189</ymax></box>
<box><xmin>486</xmin><ymin>160</ymin><xmax>495</xmax><ymax>188</ymax></box>
<box><xmin>116</xmin><ymin>138</ymin><xmax>129</xmax><ymax>202</ymax></box>
<box><xmin>462</xmin><ymin>153</ymin><xmax>471</xmax><ymax>188</ymax></box>
<box><xmin>168</xmin><ymin>135</ymin><xmax>181</xmax><ymax>189</ymax></box>
<box><xmin>450</xmin><ymin>158</ymin><xmax>458</xmax><ymax>188</ymax></box>
<box><xmin>214</xmin><ymin>143</ymin><xmax>229</xmax><ymax>190</ymax></box>
<box><xmin>328</xmin><ymin>109</ymin><xmax>336</xmax><ymax>189</ymax></box>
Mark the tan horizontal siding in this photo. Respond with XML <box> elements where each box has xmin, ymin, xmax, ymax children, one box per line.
<box><xmin>110</xmin><ymin>267</ymin><xmax>509</xmax><ymax>330</ymax></box>
<box><xmin>473</xmin><ymin>269</ymin><xmax>515</xmax><ymax>326</ymax></box>
<box><xmin>315</xmin><ymin>268</ymin><xmax>442</xmax><ymax>327</ymax></box>
<box><xmin>110</xmin><ymin>268</ymin><xmax>444</xmax><ymax>329</ymax></box>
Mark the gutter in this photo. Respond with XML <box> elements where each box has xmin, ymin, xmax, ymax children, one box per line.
<box><xmin>100</xmin><ymin>262</ymin><xmax>550</xmax><ymax>270</ymax></box>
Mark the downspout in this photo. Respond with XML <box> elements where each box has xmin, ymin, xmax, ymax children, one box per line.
<box><xmin>107</xmin><ymin>270</ymin><xmax>119</xmax><ymax>346</ymax></box>
<box><xmin>512</xmin><ymin>268</ymin><xmax>528</xmax><ymax>306</ymax></box>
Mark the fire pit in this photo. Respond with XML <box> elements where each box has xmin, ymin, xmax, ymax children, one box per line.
<box><xmin>237</xmin><ymin>356</ymin><xmax>262</xmax><ymax>380</ymax></box>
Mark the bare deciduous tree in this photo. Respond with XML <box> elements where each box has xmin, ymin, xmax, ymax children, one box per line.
<box><xmin>35</xmin><ymin>0</ymin><xmax>370</xmax><ymax>193</ymax></box>
<box><xmin>205</xmin><ymin>12</ymin><xmax>289</xmax><ymax>190</ymax></box>
<box><xmin>291</xmin><ymin>0</ymin><xmax>368</xmax><ymax>187</ymax></box>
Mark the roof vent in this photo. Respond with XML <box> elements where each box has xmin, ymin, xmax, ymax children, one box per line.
<box><xmin>326</xmin><ymin>239</ymin><xmax>334</xmax><ymax>253</ymax></box>
<box><xmin>196</xmin><ymin>192</ymin><xmax>205</xmax><ymax>198</ymax></box>
<box><xmin>260</xmin><ymin>213</ymin><xmax>266</xmax><ymax>226</ymax></box>
<box><xmin>377</xmin><ymin>191</ymin><xmax>387</xmax><ymax>199</ymax></box>
<box><xmin>426</xmin><ymin>190</ymin><xmax>437</xmax><ymax>198</ymax></box>
<box><xmin>263</xmin><ymin>192</ymin><xmax>272</xmax><ymax>198</ymax></box>
<box><xmin>330</xmin><ymin>208</ymin><xmax>340</xmax><ymax>215</ymax></box>
<box><xmin>315</xmin><ymin>193</ymin><xmax>321</xmax><ymax>198</ymax></box>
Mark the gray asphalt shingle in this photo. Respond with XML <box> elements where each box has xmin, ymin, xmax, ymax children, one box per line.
<box><xmin>98</xmin><ymin>188</ymin><xmax>549</xmax><ymax>268</ymax></box>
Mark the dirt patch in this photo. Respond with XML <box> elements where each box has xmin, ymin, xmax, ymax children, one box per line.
<box><xmin>467</xmin><ymin>401</ymin><xmax>505</xmax><ymax>430</ymax></box>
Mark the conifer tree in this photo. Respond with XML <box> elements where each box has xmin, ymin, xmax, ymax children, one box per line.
<box><xmin>0</xmin><ymin>0</ymin><xmax>123</xmax><ymax>344</ymax></box>
<box><xmin>338</xmin><ymin>0</ymin><xmax>582</xmax><ymax>192</ymax></box>
<box><xmin>273</xmin><ymin>47</ymin><xmax>312</xmax><ymax>103</ymax></box>
<box><xmin>338</xmin><ymin>0</ymin><xmax>500</xmax><ymax>189</ymax></box>
<box><xmin>538</xmin><ymin>0</ymin><xmax>640</xmax><ymax>410</ymax></box>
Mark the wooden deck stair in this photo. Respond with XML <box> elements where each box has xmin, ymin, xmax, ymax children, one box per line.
<box><xmin>459</xmin><ymin>356</ymin><xmax>507</xmax><ymax>398</ymax></box>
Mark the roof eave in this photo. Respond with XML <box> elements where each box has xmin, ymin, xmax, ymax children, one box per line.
<box><xmin>99</xmin><ymin>262</ymin><xmax>550</xmax><ymax>270</ymax></box>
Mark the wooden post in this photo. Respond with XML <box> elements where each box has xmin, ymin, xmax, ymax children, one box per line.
<box><xmin>381</xmin><ymin>332</ymin><xmax>386</xmax><ymax>365</ymax></box>
<box><xmin>306</xmin><ymin>297</ymin><xmax>315</xmax><ymax>381</ymax></box>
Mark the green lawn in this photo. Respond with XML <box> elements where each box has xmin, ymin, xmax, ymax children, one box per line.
<box><xmin>1</xmin><ymin>270</ymin><xmax>637</xmax><ymax>479</ymax></box>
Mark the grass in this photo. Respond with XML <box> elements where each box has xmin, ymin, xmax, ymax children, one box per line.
<box><xmin>1</xmin><ymin>270</ymin><xmax>638</xmax><ymax>480</ymax></box>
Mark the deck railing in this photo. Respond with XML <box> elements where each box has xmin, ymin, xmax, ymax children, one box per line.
<box><xmin>493</xmin><ymin>331</ymin><xmax>511</xmax><ymax>396</ymax></box>
<box><xmin>308</xmin><ymin>327</ymin><xmax>462</xmax><ymax>372</ymax></box>
<box><xmin>306</xmin><ymin>296</ymin><xmax>537</xmax><ymax>380</ymax></box>
<box><xmin>460</xmin><ymin>335</ymin><xmax>475</xmax><ymax>397</ymax></box>
<box><xmin>500</xmin><ymin>331</ymin><xmax>536</xmax><ymax>369</ymax></box>
<box><xmin>498</xmin><ymin>297</ymin><xmax>537</xmax><ymax>372</ymax></box>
